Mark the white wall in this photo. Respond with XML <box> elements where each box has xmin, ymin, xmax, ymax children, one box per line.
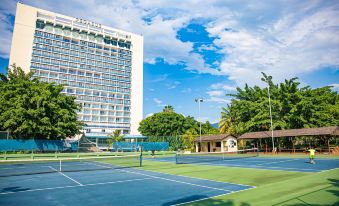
<box><xmin>129</xmin><ymin>34</ymin><xmax>143</xmax><ymax>135</ymax></box>
<box><xmin>9</xmin><ymin>3</ymin><xmax>36</xmax><ymax>72</ymax></box>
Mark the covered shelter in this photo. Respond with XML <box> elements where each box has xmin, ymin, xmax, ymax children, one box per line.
<box><xmin>123</xmin><ymin>135</ymin><xmax>148</xmax><ymax>143</ymax></box>
<box><xmin>194</xmin><ymin>134</ymin><xmax>237</xmax><ymax>153</ymax></box>
<box><xmin>238</xmin><ymin>126</ymin><xmax>339</xmax><ymax>153</ymax></box>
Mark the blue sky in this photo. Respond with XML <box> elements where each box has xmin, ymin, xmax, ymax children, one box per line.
<box><xmin>0</xmin><ymin>0</ymin><xmax>338</xmax><ymax>124</ymax></box>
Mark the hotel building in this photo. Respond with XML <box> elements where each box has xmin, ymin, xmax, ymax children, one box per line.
<box><xmin>9</xmin><ymin>3</ymin><xmax>143</xmax><ymax>146</ymax></box>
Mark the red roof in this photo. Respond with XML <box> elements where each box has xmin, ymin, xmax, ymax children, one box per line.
<box><xmin>194</xmin><ymin>134</ymin><xmax>236</xmax><ymax>142</ymax></box>
<box><xmin>238</xmin><ymin>126</ymin><xmax>339</xmax><ymax>139</ymax></box>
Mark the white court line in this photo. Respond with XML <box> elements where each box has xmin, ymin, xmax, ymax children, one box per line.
<box><xmin>148</xmin><ymin>157</ymin><xmax>323</xmax><ymax>172</ymax></box>
<box><xmin>85</xmin><ymin>160</ymin><xmax>256</xmax><ymax>188</ymax></box>
<box><xmin>196</xmin><ymin>162</ymin><xmax>320</xmax><ymax>172</ymax></box>
<box><xmin>84</xmin><ymin>161</ymin><xmax>239</xmax><ymax>192</ymax></box>
<box><xmin>173</xmin><ymin>186</ymin><xmax>256</xmax><ymax>206</ymax></box>
<box><xmin>0</xmin><ymin>177</ymin><xmax>153</xmax><ymax>195</ymax></box>
<box><xmin>256</xmin><ymin>158</ymin><xmax>299</xmax><ymax>165</ymax></box>
<box><xmin>48</xmin><ymin>166</ymin><xmax>83</xmax><ymax>186</ymax></box>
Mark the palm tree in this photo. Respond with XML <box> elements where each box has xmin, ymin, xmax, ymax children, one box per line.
<box><xmin>163</xmin><ymin>105</ymin><xmax>174</xmax><ymax>113</ymax></box>
<box><xmin>219</xmin><ymin>107</ymin><xmax>232</xmax><ymax>134</ymax></box>
<box><xmin>219</xmin><ymin>107</ymin><xmax>240</xmax><ymax>136</ymax></box>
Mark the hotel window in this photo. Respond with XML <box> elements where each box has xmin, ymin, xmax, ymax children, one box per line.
<box><xmin>69</xmin><ymin>69</ymin><xmax>76</xmax><ymax>74</ymax></box>
<box><xmin>63</xmin><ymin>27</ymin><xmax>71</xmax><ymax>36</ymax></box>
<box><xmin>36</xmin><ymin>21</ymin><xmax>45</xmax><ymax>29</ymax></box>
<box><xmin>72</xmin><ymin>30</ymin><xmax>80</xmax><ymax>38</ymax></box>
<box><xmin>80</xmin><ymin>32</ymin><xmax>87</xmax><ymax>40</ymax></box>
<box><xmin>96</xmin><ymin>36</ymin><xmax>103</xmax><ymax>43</ymax></box>
<box><xmin>89</xmin><ymin>34</ymin><xmax>96</xmax><ymax>41</ymax></box>
<box><xmin>44</xmin><ymin>24</ymin><xmax>53</xmax><ymax>32</ymax></box>
<box><xmin>66</xmin><ymin>88</ymin><xmax>74</xmax><ymax>93</ymax></box>
<box><xmin>84</xmin><ymin>109</ymin><xmax>91</xmax><ymax>114</ymax></box>
<box><xmin>85</xmin><ymin>90</ymin><xmax>92</xmax><ymax>95</ymax></box>
<box><xmin>55</xmin><ymin>27</ymin><xmax>62</xmax><ymax>35</ymax></box>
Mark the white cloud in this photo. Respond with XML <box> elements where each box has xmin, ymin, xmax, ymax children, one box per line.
<box><xmin>181</xmin><ymin>88</ymin><xmax>192</xmax><ymax>93</ymax></box>
<box><xmin>153</xmin><ymin>97</ymin><xmax>166</xmax><ymax>107</ymax></box>
<box><xmin>153</xmin><ymin>98</ymin><xmax>162</xmax><ymax>105</ymax></box>
<box><xmin>1</xmin><ymin>0</ymin><xmax>338</xmax><ymax>87</ymax></box>
<box><xmin>329</xmin><ymin>83</ymin><xmax>339</xmax><ymax>92</ymax></box>
<box><xmin>0</xmin><ymin>0</ymin><xmax>16</xmax><ymax>58</ymax></box>
<box><xmin>210</xmin><ymin>83</ymin><xmax>236</xmax><ymax>91</ymax></box>
<box><xmin>197</xmin><ymin>44</ymin><xmax>217</xmax><ymax>52</ymax></box>
<box><xmin>205</xmin><ymin>97</ymin><xmax>231</xmax><ymax>104</ymax></box>
<box><xmin>147</xmin><ymin>74</ymin><xmax>168</xmax><ymax>83</ymax></box>
<box><xmin>206</xmin><ymin>88</ymin><xmax>232</xmax><ymax>104</ymax></box>
<box><xmin>206</xmin><ymin>90</ymin><xmax>224</xmax><ymax>97</ymax></box>
<box><xmin>206</xmin><ymin>2</ymin><xmax>339</xmax><ymax>86</ymax></box>
<box><xmin>166</xmin><ymin>81</ymin><xmax>181</xmax><ymax>89</ymax></box>
<box><xmin>145</xmin><ymin>113</ymin><xmax>154</xmax><ymax>118</ymax></box>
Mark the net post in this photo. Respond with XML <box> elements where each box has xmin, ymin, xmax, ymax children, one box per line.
<box><xmin>31</xmin><ymin>149</ymin><xmax>34</xmax><ymax>160</ymax></box>
<box><xmin>175</xmin><ymin>150</ymin><xmax>178</xmax><ymax>164</ymax></box>
<box><xmin>139</xmin><ymin>146</ymin><xmax>143</xmax><ymax>167</ymax></box>
<box><xmin>59</xmin><ymin>159</ymin><xmax>62</xmax><ymax>172</ymax></box>
<box><xmin>4</xmin><ymin>151</ymin><xmax>7</xmax><ymax>160</ymax></box>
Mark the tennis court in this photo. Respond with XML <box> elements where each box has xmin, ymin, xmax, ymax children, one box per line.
<box><xmin>154</xmin><ymin>150</ymin><xmax>339</xmax><ymax>173</ymax></box>
<box><xmin>0</xmin><ymin>155</ymin><xmax>253</xmax><ymax>206</ymax></box>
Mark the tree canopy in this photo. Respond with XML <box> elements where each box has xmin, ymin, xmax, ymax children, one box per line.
<box><xmin>219</xmin><ymin>73</ymin><xmax>339</xmax><ymax>136</ymax></box>
<box><xmin>138</xmin><ymin>106</ymin><xmax>218</xmax><ymax>137</ymax></box>
<box><xmin>0</xmin><ymin>65</ymin><xmax>83</xmax><ymax>139</ymax></box>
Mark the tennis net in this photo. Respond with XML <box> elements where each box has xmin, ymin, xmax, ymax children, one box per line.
<box><xmin>175</xmin><ymin>148</ymin><xmax>259</xmax><ymax>164</ymax></box>
<box><xmin>0</xmin><ymin>154</ymin><xmax>142</xmax><ymax>177</ymax></box>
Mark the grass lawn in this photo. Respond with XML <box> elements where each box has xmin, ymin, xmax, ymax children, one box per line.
<box><xmin>140</xmin><ymin>159</ymin><xmax>339</xmax><ymax>206</ymax></box>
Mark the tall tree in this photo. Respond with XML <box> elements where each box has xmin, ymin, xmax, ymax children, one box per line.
<box><xmin>163</xmin><ymin>105</ymin><xmax>174</xmax><ymax>113</ymax></box>
<box><xmin>220</xmin><ymin>73</ymin><xmax>339</xmax><ymax>135</ymax></box>
<box><xmin>0</xmin><ymin>65</ymin><xmax>83</xmax><ymax>139</ymax></box>
<box><xmin>106</xmin><ymin>130</ymin><xmax>123</xmax><ymax>149</ymax></box>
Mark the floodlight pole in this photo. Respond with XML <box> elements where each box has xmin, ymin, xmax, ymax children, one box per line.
<box><xmin>267</xmin><ymin>84</ymin><xmax>275</xmax><ymax>152</ymax></box>
<box><xmin>195</xmin><ymin>98</ymin><xmax>203</xmax><ymax>150</ymax></box>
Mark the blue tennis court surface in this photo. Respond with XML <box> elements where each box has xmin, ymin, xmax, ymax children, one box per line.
<box><xmin>0</xmin><ymin>162</ymin><xmax>253</xmax><ymax>206</ymax></box>
<box><xmin>152</xmin><ymin>156</ymin><xmax>339</xmax><ymax>172</ymax></box>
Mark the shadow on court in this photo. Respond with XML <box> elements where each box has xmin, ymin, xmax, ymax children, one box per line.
<box><xmin>327</xmin><ymin>178</ymin><xmax>339</xmax><ymax>199</ymax></box>
<box><xmin>1</xmin><ymin>186</ymin><xmax>30</xmax><ymax>193</ymax></box>
<box><xmin>163</xmin><ymin>197</ymin><xmax>251</xmax><ymax>206</ymax></box>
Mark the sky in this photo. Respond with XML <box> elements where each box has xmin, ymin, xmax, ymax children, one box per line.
<box><xmin>0</xmin><ymin>0</ymin><xmax>338</xmax><ymax>124</ymax></box>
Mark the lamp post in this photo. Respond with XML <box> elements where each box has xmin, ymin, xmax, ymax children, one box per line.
<box><xmin>267</xmin><ymin>84</ymin><xmax>275</xmax><ymax>152</ymax></box>
<box><xmin>195</xmin><ymin>98</ymin><xmax>203</xmax><ymax>151</ymax></box>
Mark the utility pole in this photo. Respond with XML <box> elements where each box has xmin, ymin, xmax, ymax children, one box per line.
<box><xmin>267</xmin><ymin>84</ymin><xmax>275</xmax><ymax>152</ymax></box>
<box><xmin>195</xmin><ymin>98</ymin><xmax>203</xmax><ymax>151</ymax></box>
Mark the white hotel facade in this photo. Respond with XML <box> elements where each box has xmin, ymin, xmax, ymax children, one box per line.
<box><xmin>9</xmin><ymin>3</ymin><xmax>143</xmax><ymax>145</ymax></box>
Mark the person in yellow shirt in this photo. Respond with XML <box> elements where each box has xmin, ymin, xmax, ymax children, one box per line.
<box><xmin>308</xmin><ymin>147</ymin><xmax>316</xmax><ymax>164</ymax></box>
